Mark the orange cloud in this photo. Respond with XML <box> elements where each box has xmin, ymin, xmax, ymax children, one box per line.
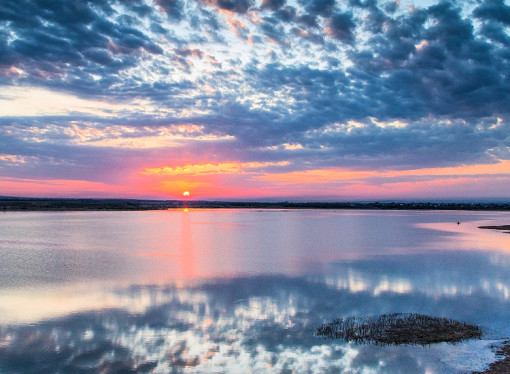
<box><xmin>141</xmin><ymin>161</ymin><xmax>290</xmax><ymax>176</ymax></box>
<box><xmin>243</xmin><ymin>160</ymin><xmax>510</xmax><ymax>199</ymax></box>
<box><xmin>255</xmin><ymin>169</ymin><xmax>373</xmax><ymax>184</ymax></box>
<box><xmin>255</xmin><ymin>160</ymin><xmax>510</xmax><ymax>183</ymax></box>
<box><xmin>398</xmin><ymin>160</ymin><xmax>510</xmax><ymax>177</ymax></box>
<box><xmin>0</xmin><ymin>154</ymin><xmax>29</xmax><ymax>164</ymax></box>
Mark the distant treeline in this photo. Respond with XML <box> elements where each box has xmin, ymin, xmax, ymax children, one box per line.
<box><xmin>1</xmin><ymin>197</ymin><xmax>510</xmax><ymax>211</ymax></box>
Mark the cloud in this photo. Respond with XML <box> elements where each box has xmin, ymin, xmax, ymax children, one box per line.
<box><xmin>141</xmin><ymin>161</ymin><xmax>290</xmax><ymax>176</ymax></box>
<box><xmin>259</xmin><ymin>19</ymin><xmax>290</xmax><ymax>45</ymax></box>
<box><xmin>174</xmin><ymin>47</ymin><xmax>205</xmax><ymax>59</ymax></box>
<box><xmin>153</xmin><ymin>0</ymin><xmax>184</xmax><ymax>19</ymax></box>
<box><xmin>273</xmin><ymin>5</ymin><xmax>297</xmax><ymax>22</ymax></box>
<box><xmin>201</xmin><ymin>0</ymin><xmax>254</xmax><ymax>13</ymax></box>
<box><xmin>301</xmin><ymin>0</ymin><xmax>336</xmax><ymax>16</ymax></box>
<box><xmin>473</xmin><ymin>0</ymin><xmax>510</xmax><ymax>25</ymax></box>
<box><xmin>326</xmin><ymin>12</ymin><xmax>356</xmax><ymax>43</ymax></box>
<box><xmin>261</xmin><ymin>0</ymin><xmax>286</xmax><ymax>11</ymax></box>
<box><xmin>0</xmin><ymin>0</ymin><xmax>164</xmax><ymax>94</ymax></box>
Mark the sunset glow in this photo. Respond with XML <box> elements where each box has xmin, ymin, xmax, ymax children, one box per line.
<box><xmin>0</xmin><ymin>0</ymin><xmax>509</xmax><ymax>200</ymax></box>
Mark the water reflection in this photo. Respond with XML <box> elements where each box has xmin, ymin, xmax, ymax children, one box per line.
<box><xmin>316</xmin><ymin>251</ymin><xmax>510</xmax><ymax>302</ymax></box>
<box><xmin>180</xmin><ymin>209</ymin><xmax>195</xmax><ymax>279</ymax></box>
<box><xmin>417</xmin><ymin>219</ymin><xmax>510</xmax><ymax>254</ymax></box>
<box><xmin>1</xmin><ymin>210</ymin><xmax>507</xmax><ymax>287</ymax></box>
<box><xmin>1</xmin><ymin>210</ymin><xmax>510</xmax><ymax>373</ymax></box>
<box><xmin>1</xmin><ymin>250</ymin><xmax>510</xmax><ymax>373</ymax></box>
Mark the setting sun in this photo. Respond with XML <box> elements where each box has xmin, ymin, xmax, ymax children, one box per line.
<box><xmin>183</xmin><ymin>191</ymin><xmax>190</xmax><ymax>197</ymax></box>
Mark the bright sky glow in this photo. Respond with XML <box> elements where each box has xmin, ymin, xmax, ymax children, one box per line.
<box><xmin>0</xmin><ymin>87</ymin><xmax>127</xmax><ymax>117</ymax></box>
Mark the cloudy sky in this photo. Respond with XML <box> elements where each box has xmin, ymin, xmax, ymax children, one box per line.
<box><xmin>1</xmin><ymin>0</ymin><xmax>509</xmax><ymax>200</ymax></box>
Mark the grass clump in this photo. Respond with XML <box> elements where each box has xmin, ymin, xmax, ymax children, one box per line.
<box><xmin>316</xmin><ymin>313</ymin><xmax>481</xmax><ymax>345</ymax></box>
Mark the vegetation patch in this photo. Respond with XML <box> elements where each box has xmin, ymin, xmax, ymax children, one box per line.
<box><xmin>316</xmin><ymin>313</ymin><xmax>482</xmax><ymax>345</ymax></box>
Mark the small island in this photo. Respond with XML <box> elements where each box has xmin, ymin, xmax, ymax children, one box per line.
<box><xmin>478</xmin><ymin>225</ymin><xmax>510</xmax><ymax>234</ymax></box>
<box><xmin>316</xmin><ymin>313</ymin><xmax>482</xmax><ymax>345</ymax></box>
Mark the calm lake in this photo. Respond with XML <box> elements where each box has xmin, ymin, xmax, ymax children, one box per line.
<box><xmin>1</xmin><ymin>209</ymin><xmax>509</xmax><ymax>373</ymax></box>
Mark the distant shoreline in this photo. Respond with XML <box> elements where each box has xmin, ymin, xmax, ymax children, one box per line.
<box><xmin>478</xmin><ymin>225</ymin><xmax>510</xmax><ymax>234</ymax></box>
<box><xmin>1</xmin><ymin>197</ymin><xmax>510</xmax><ymax>211</ymax></box>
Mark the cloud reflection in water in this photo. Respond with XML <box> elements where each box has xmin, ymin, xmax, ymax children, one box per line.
<box><xmin>1</xmin><ymin>250</ymin><xmax>510</xmax><ymax>373</ymax></box>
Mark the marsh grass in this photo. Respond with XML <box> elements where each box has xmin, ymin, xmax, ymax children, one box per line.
<box><xmin>316</xmin><ymin>313</ymin><xmax>482</xmax><ymax>345</ymax></box>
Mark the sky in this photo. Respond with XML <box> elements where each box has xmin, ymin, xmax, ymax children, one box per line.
<box><xmin>0</xmin><ymin>0</ymin><xmax>510</xmax><ymax>201</ymax></box>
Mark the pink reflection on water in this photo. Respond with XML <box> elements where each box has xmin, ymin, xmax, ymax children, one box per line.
<box><xmin>180</xmin><ymin>208</ymin><xmax>195</xmax><ymax>279</ymax></box>
<box><xmin>416</xmin><ymin>218</ymin><xmax>510</xmax><ymax>254</ymax></box>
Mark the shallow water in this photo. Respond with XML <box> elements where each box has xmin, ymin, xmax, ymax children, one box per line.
<box><xmin>0</xmin><ymin>209</ymin><xmax>509</xmax><ymax>373</ymax></box>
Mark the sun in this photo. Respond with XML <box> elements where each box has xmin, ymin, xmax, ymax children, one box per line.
<box><xmin>183</xmin><ymin>191</ymin><xmax>190</xmax><ymax>197</ymax></box>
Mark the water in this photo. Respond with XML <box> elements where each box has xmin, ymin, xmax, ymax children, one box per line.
<box><xmin>0</xmin><ymin>209</ymin><xmax>509</xmax><ymax>373</ymax></box>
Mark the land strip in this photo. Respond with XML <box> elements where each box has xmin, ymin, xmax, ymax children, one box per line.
<box><xmin>473</xmin><ymin>342</ymin><xmax>510</xmax><ymax>374</ymax></box>
<box><xmin>478</xmin><ymin>225</ymin><xmax>510</xmax><ymax>233</ymax></box>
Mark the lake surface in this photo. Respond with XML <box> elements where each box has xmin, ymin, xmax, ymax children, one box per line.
<box><xmin>1</xmin><ymin>209</ymin><xmax>509</xmax><ymax>373</ymax></box>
